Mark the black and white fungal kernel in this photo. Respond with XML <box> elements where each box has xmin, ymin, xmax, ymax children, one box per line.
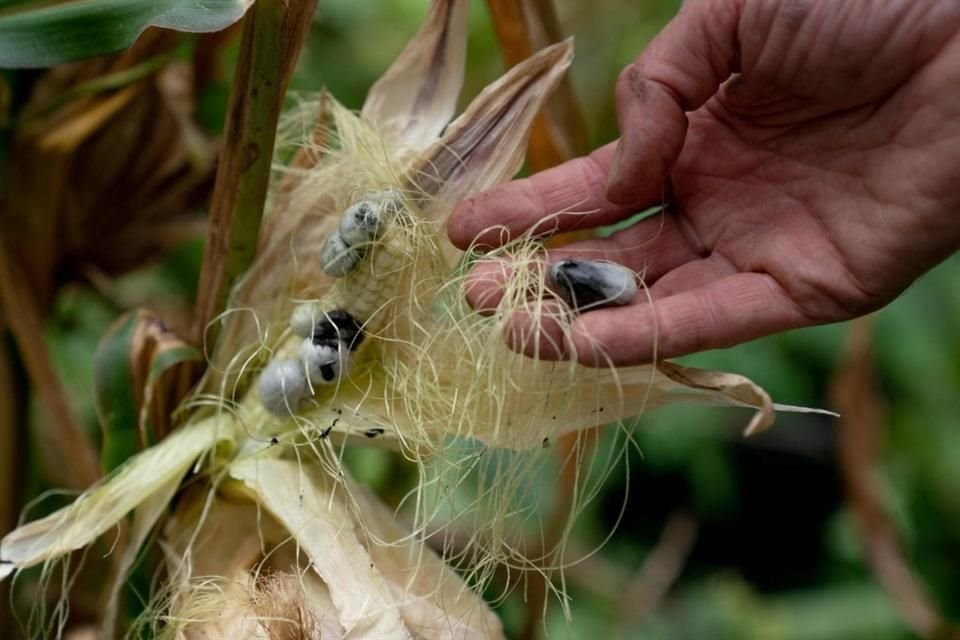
<box><xmin>320</xmin><ymin>231</ymin><xmax>363</xmax><ymax>277</ymax></box>
<box><xmin>299</xmin><ymin>338</ymin><xmax>350</xmax><ymax>385</ymax></box>
<box><xmin>258</xmin><ymin>359</ymin><xmax>309</xmax><ymax>417</ymax></box>
<box><xmin>312</xmin><ymin>309</ymin><xmax>364</xmax><ymax>351</ymax></box>
<box><xmin>548</xmin><ymin>259</ymin><xmax>637</xmax><ymax>310</ymax></box>
<box><xmin>339</xmin><ymin>200</ymin><xmax>386</xmax><ymax>246</ymax></box>
<box><xmin>290</xmin><ymin>302</ymin><xmax>321</xmax><ymax>339</ymax></box>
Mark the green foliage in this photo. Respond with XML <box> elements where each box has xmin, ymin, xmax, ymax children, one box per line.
<box><xmin>94</xmin><ymin>311</ymin><xmax>143</xmax><ymax>474</ymax></box>
<box><xmin>0</xmin><ymin>0</ymin><xmax>253</xmax><ymax>68</ymax></box>
<box><xmin>94</xmin><ymin>309</ymin><xmax>200</xmax><ymax>473</ymax></box>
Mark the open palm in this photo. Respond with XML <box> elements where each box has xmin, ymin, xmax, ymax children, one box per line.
<box><xmin>448</xmin><ymin>0</ymin><xmax>960</xmax><ymax>365</ymax></box>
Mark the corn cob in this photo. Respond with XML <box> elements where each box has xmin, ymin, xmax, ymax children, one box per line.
<box><xmin>259</xmin><ymin>189</ymin><xmax>421</xmax><ymax>416</ymax></box>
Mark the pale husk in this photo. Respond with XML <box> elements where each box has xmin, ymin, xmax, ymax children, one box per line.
<box><xmin>157</xmin><ymin>456</ymin><xmax>502</xmax><ymax>639</ymax></box>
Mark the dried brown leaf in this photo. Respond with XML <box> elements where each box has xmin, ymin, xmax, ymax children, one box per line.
<box><xmin>411</xmin><ymin>39</ymin><xmax>574</xmax><ymax>216</ymax></box>
<box><xmin>655</xmin><ymin>360</ymin><xmax>776</xmax><ymax>436</ymax></box>
<box><xmin>4</xmin><ymin>30</ymin><xmax>215</xmax><ymax>310</ymax></box>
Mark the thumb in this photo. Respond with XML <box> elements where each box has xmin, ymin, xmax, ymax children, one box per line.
<box><xmin>607</xmin><ymin>0</ymin><xmax>741</xmax><ymax>205</ymax></box>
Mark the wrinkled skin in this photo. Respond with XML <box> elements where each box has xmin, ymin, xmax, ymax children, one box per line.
<box><xmin>448</xmin><ymin>0</ymin><xmax>960</xmax><ymax>365</ymax></box>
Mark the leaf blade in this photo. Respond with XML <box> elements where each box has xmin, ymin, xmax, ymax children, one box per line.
<box><xmin>94</xmin><ymin>309</ymin><xmax>201</xmax><ymax>473</ymax></box>
<box><xmin>0</xmin><ymin>0</ymin><xmax>255</xmax><ymax>68</ymax></box>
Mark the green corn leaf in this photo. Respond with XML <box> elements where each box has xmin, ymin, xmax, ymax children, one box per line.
<box><xmin>0</xmin><ymin>0</ymin><xmax>255</xmax><ymax>68</ymax></box>
<box><xmin>94</xmin><ymin>309</ymin><xmax>201</xmax><ymax>473</ymax></box>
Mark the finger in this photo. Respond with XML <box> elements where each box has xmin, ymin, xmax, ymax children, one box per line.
<box><xmin>607</xmin><ymin>0</ymin><xmax>741</xmax><ymax>204</ymax></box>
<box><xmin>549</xmin><ymin>210</ymin><xmax>704</xmax><ymax>282</ymax></box>
<box><xmin>504</xmin><ymin>298</ymin><xmax>569</xmax><ymax>361</ymax></box>
<box><xmin>463</xmin><ymin>259</ymin><xmax>518</xmax><ymax>314</ymax></box>
<box><xmin>568</xmin><ymin>273</ymin><xmax>809</xmax><ymax>365</ymax></box>
<box><xmin>448</xmin><ymin>142</ymin><xmax>651</xmax><ymax>250</ymax></box>
<box><xmin>462</xmin><ymin>212</ymin><xmax>704</xmax><ymax>312</ymax></box>
<box><xmin>647</xmin><ymin>252</ymin><xmax>737</xmax><ymax>298</ymax></box>
<box><xmin>502</xmin><ymin>272</ymin><xmax>808</xmax><ymax>365</ymax></box>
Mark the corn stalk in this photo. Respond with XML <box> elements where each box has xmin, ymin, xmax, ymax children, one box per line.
<box><xmin>192</xmin><ymin>0</ymin><xmax>318</xmax><ymax>351</ymax></box>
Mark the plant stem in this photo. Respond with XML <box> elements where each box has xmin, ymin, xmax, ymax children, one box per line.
<box><xmin>0</xmin><ymin>335</ymin><xmax>25</xmax><ymax>639</ymax></box>
<box><xmin>192</xmin><ymin>0</ymin><xmax>289</xmax><ymax>351</ymax></box>
<box><xmin>0</xmin><ymin>241</ymin><xmax>100</xmax><ymax>490</ymax></box>
<box><xmin>832</xmin><ymin>318</ymin><xmax>957</xmax><ymax>638</ymax></box>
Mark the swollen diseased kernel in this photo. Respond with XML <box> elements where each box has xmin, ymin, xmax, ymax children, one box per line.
<box><xmin>320</xmin><ymin>231</ymin><xmax>363</xmax><ymax>277</ymax></box>
<box><xmin>290</xmin><ymin>302</ymin><xmax>322</xmax><ymax>338</ymax></box>
<box><xmin>312</xmin><ymin>309</ymin><xmax>364</xmax><ymax>351</ymax></box>
<box><xmin>549</xmin><ymin>259</ymin><xmax>637</xmax><ymax>310</ymax></box>
<box><xmin>262</xmin><ymin>194</ymin><xmax>407</xmax><ymax>416</ymax></box>
<box><xmin>299</xmin><ymin>338</ymin><xmax>350</xmax><ymax>385</ymax></box>
<box><xmin>339</xmin><ymin>201</ymin><xmax>386</xmax><ymax>245</ymax></box>
<box><xmin>258</xmin><ymin>359</ymin><xmax>309</xmax><ymax>416</ymax></box>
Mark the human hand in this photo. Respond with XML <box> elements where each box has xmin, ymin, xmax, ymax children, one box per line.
<box><xmin>447</xmin><ymin>0</ymin><xmax>960</xmax><ymax>366</ymax></box>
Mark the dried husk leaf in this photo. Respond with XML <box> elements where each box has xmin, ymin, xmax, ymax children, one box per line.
<box><xmin>411</xmin><ymin>39</ymin><xmax>575</xmax><ymax>212</ymax></box>
<box><xmin>229</xmin><ymin>457</ymin><xmax>411</xmax><ymax>638</ymax></box>
<box><xmin>269</xmin><ymin>344</ymin><xmax>779</xmax><ymax>451</ymax></box>
<box><xmin>485</xmin><ymin>0</ymin><xmax>589</xmax><ymax>169</ymax></box>
<box><xmin>215</xmin><ymin>456</ymin><xmax>503</xmax><ymax>639</ymax></box>
<box><xmin>273</xmin><ymin>88</ymin><xmax>335</xmax><ymax>212</ymax></box>
<box><xmin>162</xmin><ymin>492</ymin><xmax>339</xmax><ymax>640</ymax></box>
<box><xmin>164</xmin><ymin>457</ymin><xmax>503</xmax><ymax>640</ymax></box>
<box><xmin>349</xmin><ymin>481</ymin><xmax>504</xmax><ymax>639</ymax></box>
<box><xmin>100</xmin><ymin>475</ymin><xmax>181</xmax><ymax>640</ymax></box>
<box><xmin>361</xmin><ymin>0</ymin><xmax>469</xmax><ymax>154</ymax></box>
<box><xmin>3</xmin><ymin>29</ymin><xmax>214</xmax><ymax>310</ymax></box>
<box><xmin>0</xmin><ymin>416</ymin><xmax>231</xmax><ymax>578</ymax></box>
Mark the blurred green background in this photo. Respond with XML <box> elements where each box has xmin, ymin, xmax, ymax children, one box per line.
<box><xmin>9</xmin><ymin>0</ymin><xmax>960</xmax><ymax>638</ymax></box>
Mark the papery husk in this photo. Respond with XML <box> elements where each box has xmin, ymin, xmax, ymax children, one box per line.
<box><xmin>231</xmin><ymin>457</ymin><xmax>409</xmax><ymax>637</ymax></box>
<box><xmin>158</xmin><ymin>457</ymin><xmax>502</xmax><ymax>639</ymax></box>
<box><xmin>361</xmin><ymin>0</ymin><xmax>469</xmax><ymax>154</ymax></box>
<box><xmin>161</xmin><ymin>490</ymin><xmax>343</xmax><ymax>639</ymax></box>
<box><xmin>281</xmin><ymin>356</ymin><xmax>779</xmax><ymax>453</ymax></box>
<box><xmin>0</xmin><ymin>414</ymin><xmax>233</xmax><ymax>580</ymax></box>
